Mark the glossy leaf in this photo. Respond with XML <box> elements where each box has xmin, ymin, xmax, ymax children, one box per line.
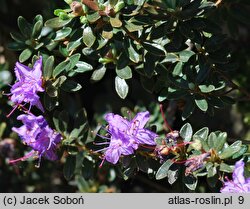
<box><xmin>54</xmin><ymin>27</ymin><xmax>72</xmax><ymax>40</ymax></box>
<box><xmin>43</xmin><ymin>56</ymin><xmax>54</xmax><ymax>80</ymax></box>
<box><xmin>19</xmin><ymin>48</ymin><xmax>33</xmax><ymax>62</ymax></box>
<box><xmin>83</xmin><ymin>26</ymin><xmax>96</xmax><ymax>48</ymax></box>
<box><xmin>155</xmin><ymin>159</ymin><xmax>174</xmax><ymax>180</ymax></box>
<box><xmin>195</xmin><ymin>96</ymin><xmax>208</xmax><ymax>112</ymax></box>
<box><xmin>115</xmin><ymin>76</ymin><xmax>129</xmax><ymax>99</ymax></box>
<box><xmin>219</xmin><ymin>141</ymin><xmax>242</xmax><ymax>159</ymax></box>
<box><xmin>45</xmin><ymin>17</ymin><xmax>71</xmax><ymax>28</ymax></box>
<box><xmin>91</xmin><ymin>65</ymin><xmax>106</xmax><ymax>82</ymax></box>
<box><xmin>53</xmin><ymin>60</ymin><xmax>71</xmax><ymax>78</ymax></box>
<box><xmin>116</xmin><ymin>66</ymin><xmax>132</xmax><ymax>79</ymax></box>
<box><xmin>180</xmin><ymin>123</ymin><xmax>193</xmax><ymax>142</ymax></box>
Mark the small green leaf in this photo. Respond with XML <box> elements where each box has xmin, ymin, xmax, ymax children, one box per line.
<box><xmin>53</xmin><ymin>75</ymin><xmax>67</xmax><ymax>87</ymax></box>
<box><xmin>163</xmin><ymin>53</ymin><xmax>179</xmax><ymax>63</ymax></box>
<box><xmin>115</xmin><ymin>76</ymin><xmax>129</xmax><ymax>99</ymax></box>
<box><xmin>63</xmin><ymin>155</ymin><xmax>76</xmax><ymax>181</ymax></box>
<box><xmin>86</xmin><ymin>12</ymin><xmax>101</xmax><ymax>23</ymax></box>
<box><xmin>116</xmin><ymin>66</ymin><xmax>132</xmax><ymax>79</ymax></box>
<box><xmin>167</xmin><ymin>165</ymin><xmax>179</xmax><ymax>185</ymax></box>
<box><xmin>53</xmin><ymin>60</ymin><xmax>71</xmax><ymax>78</ymax></box>
<box><xmin>199</xmin><ymin>84</ymin><xmax>215</xmax><ymax>93</ymax></box>
<box><xmin>207</xmin><ymin>132</ymin><xmax>227</xmax><ymax>152</ymax></box>
<box><xmin>90</xmin><ymin>65</ymin><xmax>106</xmax><ymax>82</ymax></box>
<box><xmin>61</xmin><ymin>80</ymin><xmax>82</xmax><ymax>92</ymax></box>
<box><xmin>179</xmin><ymin>50</ymin><xmax>195</xmax><ymax>62</ymax></box>
<box><xmin>44</xmin><ymin>56</ymin><xmax>54</xmax><ymax>79</ymax></box>
<box><xmin>219</xmin><ymin>163</ymin><xmax>233</xmax><ymax>173</ymax></box>
<box><xmin>54</xmin><ymin>27</ymin><xmax>72</xmax><ymax>40</ymax></box>
<box><xmin>110</xmin><ymin>15</ymin><xmax>123</xmax><ymax>28</ymax></box>
<box><xmin>219</xmin><ymin>141</ymin><xmax>242</xmax><ymax>159</ymax></box>
<box><xmin>155</xmin><ymin>159</ymin><xmax>174</xmax><ymax>180</ymax></box>
<box><xmin>207</xmin><ymin>165</ymin><xmax>217</xmax><ymax>178</ymax></box>
<box><xmin>74</xmin><ymin>61</ymin><xmax>93</xmax><ymax>73</ymax></box>
<box><xmin>172</xmin><ymin>62</ymin><xmax>183</xmax><ymax>76</ymax></box>
<box><xmin>69</xmin><ymin>53</ymin><xmax>81</xmax><ymax>70</ymax></box>
<box><xmin>19</xmin><ymin>48</ymin><xmax>33</xmax><ymax>62</ymax></box>
<box><xmin>83</xmin><ymin>26</ymin><xmax>96</xmax><ymax>48</ymax></box>
<box><xmin>195</xmin><ymin>96</ymin><xmax>208</xmax><ymax>112</ymax></box>
<box><xmin>180</xmin><ymin>123</ymin><xmax>193</xmax><ymax>142</ymax></box>
<box><xmin>193</xmin><ymin>127</ymin><xmax>209</xmax><ymax>140</ymax></box>
<box><xmin>32</xmin><ymin>20</ymin><xmax>43</xmax><ymax>38</ymax></box>
<box><xmin>232</xmin><ymin>145</ymin><xmax>248</xmax><ymax>159</ymax></box>
<box><xmin>17</xmin><ymin>16</ymin><xmax>32</xmax><ymax>38</ymax></box>
<box><xmin>128</xmin><ymin>41</ymin><xmax>140</xmax><ymax>63</ymax></box>
<box><xmin>45</xmin><ymin>17</ymin><xmax>71</xmax><ymax>28</ymax></box>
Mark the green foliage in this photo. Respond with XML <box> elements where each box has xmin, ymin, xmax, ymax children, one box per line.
<box><xmin>8</xmin><ymin>0</ymin><xmax>237</xmax><ymax>119</ymax></box>
<box><xmin>2</xmin><ymin>0</ymin><xmax>250</xmax><ymax>193</ymax></box>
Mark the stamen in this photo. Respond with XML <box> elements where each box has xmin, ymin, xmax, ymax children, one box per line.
<box><xmin>94</xmin><ymin>147</ymin><xmax>109</xmax><ymax>153</ymax></box>
<box><xmin>1</xmin><ymin>91</ymin><xmax>11</xmax><ymax>96</ymax></box>
<box><xmin>100</xmin><ymin>125</ymin><xmax>112</xmax><ymax>134</ymax></box>
<box><xmin>99</xmin><ymin>157</ymin><xmax>105</xmax><ymax>168</ymax></box>
<box><xmin>93</xmin><ymin>142</ymin><xmax>110</xmax><ymax>145</ymax></box>
<box><xmin>95</xmin><ymin>133</ymin><xmax>111</xmax><ymax>140</ymax></box>
<box><xmin>6</xmin><ymin>104</ymin><xmax>19</xmax><ymax>118</ymax></box>
<box><xmin>9</xmin><ymin>151</ymin><xmax>35</xmax><ymax>164</ymax></box>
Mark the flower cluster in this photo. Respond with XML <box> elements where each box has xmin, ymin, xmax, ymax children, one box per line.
<box><xmin>97</xmin><ymin>111</ymin><xmax>158</xmax><ymax>165</ymax></box>
<box><xmin>8</xmin><ymin>56</ymin><xmax>44</xmax><ymax>115</ymax></box>
<box><xmin>7</xmin><ymin>57</ymin><xmax>61</xmax><ymax>166</ymax></box>
<box><xmin>10</xmin><ymin>114</ymin><xmax>61</xmax><ymax>167</ymax></box>
<box><xmin>221</xmin><ymin>160</ymin><xmax>250</xmax><ymax>193</ymax></box>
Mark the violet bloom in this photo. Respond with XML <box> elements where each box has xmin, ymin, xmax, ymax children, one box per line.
<box><xmin>221</xmin><ymin>160</ymin><xmax>250</xmax><ymax>193</ymax></box>
<box><xmin>10</xmin><ymin>114</ymin><xmax>62</xmax><ymax>167</ymax></box>
<box><xmin>97</xmin><ymin>111</ymin><xmax>157</xmax><ymax>165</ymax></box>
<box><xmin>9</xmin><ymin>57</ymin><xmax>44</xmax><ymax>114</ymax></box>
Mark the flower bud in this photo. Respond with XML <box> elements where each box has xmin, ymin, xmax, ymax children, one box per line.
<box><xmin>71</xmin><ymin>1</ymin><xmax>83</xmax><ymax>16</ymax></box>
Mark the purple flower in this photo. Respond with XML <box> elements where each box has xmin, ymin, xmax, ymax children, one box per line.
<box><xmin>105</xmin><ymin>111</ymin><xmax>158</xmax><ymax>146</ymax></box>
<box><xmin>10</xmin><ymin>114</ymin><xmax>62</xmax><ymax>167</ymax></box>
<box><xmin>97</xmin><ymin>111</ymin><xmax>158</xmax><ymax>165</ymax></box>
<box><xmin>9</xmin><ymin>57</ymin><xmax>44</xmax><ymax>113</ymax></box>
<box><xmin>221</xmin><ymin>160</ymin><xmax>250</xmax><ymax>193</ymax></box>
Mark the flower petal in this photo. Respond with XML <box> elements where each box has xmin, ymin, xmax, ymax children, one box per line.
<box><xmin>233</xmin><ymin>160</ymin><xmax>245</xmax><ymax>184</ymax></box>
<box><xmin>131</xmin><ymin>111</ymin><xmax>150</xmax><ymax>129</ymax></box>
<box><xmin>135</xmin><ymin>129</ymin><xmax>157</xmax><ymax>145</ymax></box>
<box><xmin>32</xmin><ymin>57</ymin><xmax>43</xmax><ymax>80</ymax></box>
<box><xmin>105</xmin><ymin>113</ymin><xmax>129</xmax><ymax>132</ymax></box>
